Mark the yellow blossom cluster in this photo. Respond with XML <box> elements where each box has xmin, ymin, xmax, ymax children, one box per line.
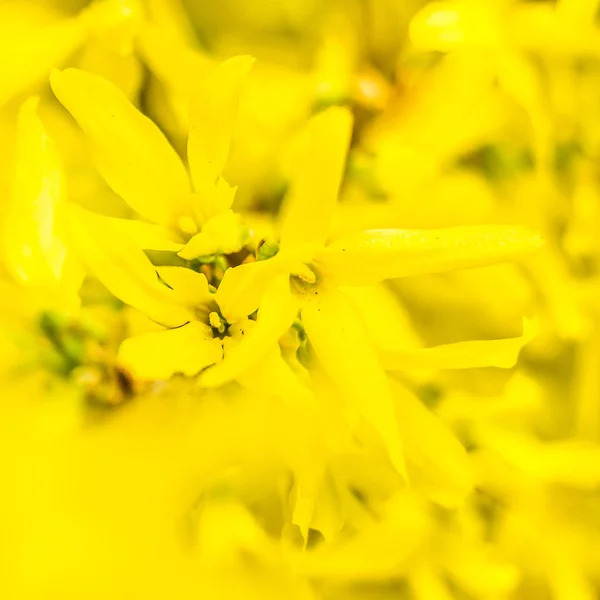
<box><xmin>1</xmin><ymin>0</ymin><xmax>599</xmax><ymax>598</ymax></box>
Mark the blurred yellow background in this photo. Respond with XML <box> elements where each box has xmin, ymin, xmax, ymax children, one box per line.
<box><xmin>1</xmin><ymin>1</ymin><xmax>600</xmax><ymax>599</ymax></box>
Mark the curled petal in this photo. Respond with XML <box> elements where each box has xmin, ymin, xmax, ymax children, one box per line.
<box><xmin>315</xmin><ymin>225</ymin><xmax>543</xmax><ymax>285</ymax></box>
<box><xmin>118</xmin><ymin>322</ymin><xmax>221</xmax><ymax>380</ymax></box>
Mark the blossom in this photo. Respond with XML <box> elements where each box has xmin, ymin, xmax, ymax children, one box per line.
<box><xmin>51</xmin><ymin>55</ymin><xmax>252</xmax><ymax>259</ymax></box>
<box><xmin>204</xmin><ymin>103</ymin><xmax>540</xmax><ymax>478</ymax></box>
<box><xmin>49</xmin><ymin>56</ymin><xmax>253</xmax><ymax>313</ymax></box>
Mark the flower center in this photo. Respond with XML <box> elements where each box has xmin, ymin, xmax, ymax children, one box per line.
<box><xmin>290</xmin><ymin>263</ymin><xmax>321</xmax><ymax>297</ymax></box>
<box><xmin>207</xmin><ymin>310</ymin><xmax>230</xmax><ymax>339</ymax></box>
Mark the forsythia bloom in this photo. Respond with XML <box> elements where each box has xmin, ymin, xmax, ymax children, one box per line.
<box><xmin>2</xmin><ymin>1</ymin><xmax>600</xmax><ymax>599</ymax></box>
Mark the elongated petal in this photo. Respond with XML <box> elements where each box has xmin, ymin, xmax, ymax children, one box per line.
<box><xmin>300</xmin><ymin>286</ymin><xmax>407</xmax><ymax>478</ymax></box>
<box><xmin>381</xmin><ymin>318</ymin><xmax>538</xmax><ymax>371</ymax></box>
<box><xmin>215</xmin><ymin>255</ymin><xmax>293</xmax><ymax>322</ymax></box>
<box><xmin>118</xmin><ymin>322</ymin><xmax>221</xmax><ymax>380</ymax></box>
<box><xmin>4</xmin><ymin>97</ymin><xmax>67</xmax><ymax>286</ymax></box>
<box><xmin>50</xmin><ymin>68</ymin><xmax>191</xmax><ymax>226</ymax></box>
<box><xmin>200</xmin><ymin>276</ymin><xmax>299</xmax><ymax>388</ymax></box>
<box><xmin>392</xmin><ymin>381</ymin><xmax>472</xmax><ymax>508</ymax></box>
<box><xmin>188</xmin><ymin>55</ymin><xmax>254</xmax><ymax>191</ymax></box>
<box><xmin>315</xmin><ymin>225</ymin><xmax>543</xmax><ymax>285</ymax></box>
<box><xmin>111</xmin><ymin>219</ymin><xmax>184</xmax><ymax>251</ymax></box>
<box><xmin>67</xmin><ymin>206</ymin><xmax>191</xmax><ymax>327</ymax></box>
<box><xmin>155</xmin><ymin>266</ymin><xmax>212</xmax><ymax>307</ymax></box>
<box><xmin>280</xmin><ymin>107</ymin><xmax>353</xmax><ymax>253</ymax></box>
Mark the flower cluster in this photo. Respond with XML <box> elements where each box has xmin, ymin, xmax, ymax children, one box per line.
<box><xmin>1</xmin><ymin>1</ymin><xmax>600</xmax><ymax>599</ymax></box>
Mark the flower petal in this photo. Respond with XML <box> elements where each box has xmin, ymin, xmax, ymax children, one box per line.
<box><xmin>118</xmin><ymin>322</ymin><xmax>221</xmax><ymax>380</ymax></box>
<box><xmin>392</xmin><ymin>380</ymin><xmax>472</xmax><ymax>508</ymax></box>
<box><xmin>3</xmin><ymin>97</ymin><xmax>68</xmax><ymax>287</ymax></box>
<box><xmin>67</xmin><ymin>205</ymin><xmax>192</xmax><ymax>327</ymax></box>
<box><xmin>214</xmin><ymin>255</ymin><xmax>293</xmax><ymax>323</ymax></box>
<box><xmin>300</xmin><ymin>286</ymin><xmax>407</xmax><ymax>478</ymax></box>
<box><xmin>191</xmin><ymin>177</ymin><xmax>238</xmax><ymax>225</ymax></box>
<box><xmin>315</xmin><ymin>225</ymin><xmax>543</xmax><ymax>285</ymax></box>
<box><xmin>111</xmin><ymin>219</ymin><xmax>184</xmax><ymax>252</ymax></box>
<box><xmin>280</xmin><ymin>106</ymin><xmax>353</xmax><ymax>254</ymax></box>
<box><xmin>178</xmin><ymin>209</ymin><xmax>246</xmax><ymax>260</ymax></box>
<box><xmin>187</xmin><ymin>55</ymin><xmax>254</xmax><ymax>191</ymax></box>
<box><xmin>155</xmin><ymin>266</ymin><xmax>213</xmax><ymax>307</ymax></box>
<box><xmin>199</xmin><ymin>276</ymin><xmax>300</xmax><ymax>388</ymax></box>
<box><xmin>50</xmin><ymin>68</ymin><xmax>191</xmax><ymax>226</ymax></box>
<box><xmin>381</xmin><ymin>317</ymin><xmax>538</xmax><ymax>371</ymax></box>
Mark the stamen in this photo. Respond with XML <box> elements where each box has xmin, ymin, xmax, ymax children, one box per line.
<box><xmin>209</xmin><ymin>311</ymin><xmax>225</xmax><ymax>334</ymax></box>
<box><xmin>294</xmin><ymin>264</ymin><xmax>317</xmax><ymax>284</ymax></box>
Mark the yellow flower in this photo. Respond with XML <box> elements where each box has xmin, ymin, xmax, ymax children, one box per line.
<box><xmin>115</xmin><ymin>266</ymin><xmax>298</xmax><ymax>383</ymax></box>
<box><xmin>51</xmin><ymin>55</ymin><xmax>253</xmax><ymax>261</ymax></box>
<box><xmin>205</xmin><ymin>104</ymin><xmax>541</xmax><ymax>479</ymax></box>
